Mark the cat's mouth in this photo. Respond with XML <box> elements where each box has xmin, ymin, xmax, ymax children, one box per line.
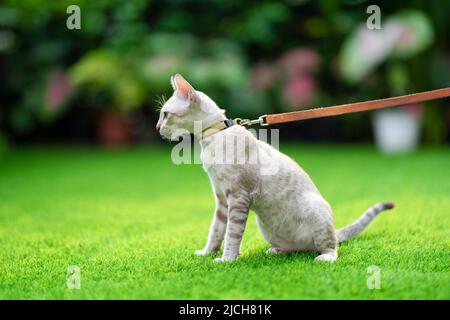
<box><xmin>159</xmin><ymin>129</ymin><xmax>186</xmax><ymax>142</ymax></box>
<box><xmin>168</xmin><ymin>135</ymin><xmax>184</xmax><ymax>142</ymax></box>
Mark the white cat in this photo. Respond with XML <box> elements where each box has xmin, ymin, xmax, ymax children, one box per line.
<box><xmin>157</xmin><ymin>74</ymin><xmax>394</xmax><ymax>262</ymax></box>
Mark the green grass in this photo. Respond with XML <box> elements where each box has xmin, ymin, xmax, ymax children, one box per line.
<box><xmin>0</xmin><ymin>144</ymin><xmax>449</xmax><ymax>299</ymax></box>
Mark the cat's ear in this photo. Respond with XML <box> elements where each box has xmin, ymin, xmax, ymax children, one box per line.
<box><xmin>171</xmin><ymin>74</ymin><xmax>195</xmax><ymax>100</ymax></box>
<box><xmin>170</xmin><ymin>75</ymin><xmax>177</xmax><ymax>92</ymax></box>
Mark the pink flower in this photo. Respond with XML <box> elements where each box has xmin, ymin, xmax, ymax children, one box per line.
<box><xmin>359</xmin><ymin>24</ymin><xmax>401</xmax><ymax>62</ymax></box>
<box><xmin>279</xmin><ymin>47</ymin><xmax>321</xmax><ymax>78</ymax></box>
<box><xmin>282</xmin><ymin>74</ymin><xmax>316</xmax><ymax>110</ymax></box>
<box><xmin>45</xmin><ymin>70</ymin><xmax>73</xmax><ymax>112</ymax></box>
<box><xmin>250</xmin><ymin>62</ymin><xmax>276</xmax><ymax>90</ymax></box>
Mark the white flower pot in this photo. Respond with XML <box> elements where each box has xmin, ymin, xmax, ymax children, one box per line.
<box><xmin>373</xmin><ymin>108</ymin><xmax>421</xmax><ymax>153</ymax></box>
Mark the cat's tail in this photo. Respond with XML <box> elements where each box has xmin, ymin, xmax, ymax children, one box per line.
<box><xmin>336</xmin><ymin>202</ymin><xmax>395</xmax><ymax>243</ymax></box>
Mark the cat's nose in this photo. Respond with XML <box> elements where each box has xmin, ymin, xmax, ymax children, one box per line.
<box><xmin>156</xmin><ymin>121</ymin><xmax>161</xmax><ymax>131</ymax></box>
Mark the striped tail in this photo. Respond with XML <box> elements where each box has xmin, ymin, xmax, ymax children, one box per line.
<box><xmin>336</xmin><ymin>202</ymin><xmax>395</xmax><ymax>243</ymax></box>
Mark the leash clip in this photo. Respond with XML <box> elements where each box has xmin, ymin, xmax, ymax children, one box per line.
<box><xmin>233</xmin><ymin>115</ymin><xmax>268</xmax><ymax>127</ymax></box>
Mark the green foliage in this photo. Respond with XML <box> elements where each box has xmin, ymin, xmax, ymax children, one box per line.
<box><xmin>69</xmin><ymin>50</ymin><xmax>146</xmax><ymax>111</ymax></box>
<box><xmin>0</xmin><ymin>133</ymin><xmax>6</xmax><ymax>154</ymax></box>
<box><xmin>228</xmin><ymin>2</ymin><xmax>290</xmax><ymax>45</ymax></box>
<box><xmin>422</xmin><ymin>104</ymin><xmax>447</xmax><ymax>145</ymax></box>
<box><xmin>0</xmin><ymin>145</ymin><xmax>448</xmax><ymax>299</ymax></box>
<box><xmin>0</xmin><ymin>1</ymin><xmax>449</xmax><ymax>142</ymax></box>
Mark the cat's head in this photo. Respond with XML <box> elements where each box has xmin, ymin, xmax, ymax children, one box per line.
<box><xmin>156</xmin><ymin>74</ymin><xmax>225</xmax><ymax>141</ymax></box>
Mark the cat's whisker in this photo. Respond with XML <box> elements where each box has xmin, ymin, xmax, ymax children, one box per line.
<box><xmin>154</xmin><ymin>95</ymin><xmax>167</xmax><ymax>112</ymax></box>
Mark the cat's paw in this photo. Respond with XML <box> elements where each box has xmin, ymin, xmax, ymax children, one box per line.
<box><xmin>266</xmin><ymin>247</ymin><xmax>283</xmax><ymax>255</ymax></box>
<box><xmin>195</xmin><ymin>249</ymin><xmax>214</xmax><ymax>256</ymax></box>
<box><xmin>213</xmin><ymin>256</ymin><xmax>237</xmax><ymax>263</ymax></box>
<box><xmin>315</xmin><ymin>252</ymin><xmax>337</xmax><ymax>262</ymax></box>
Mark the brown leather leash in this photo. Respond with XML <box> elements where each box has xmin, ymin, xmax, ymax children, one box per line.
<box><xmin>234</xmin><ymin>88</ymin><xmax>450</xmax><ymax>127</ymax></box>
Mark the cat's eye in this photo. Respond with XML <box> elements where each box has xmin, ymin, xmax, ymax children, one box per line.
<box><xmin>163</xmin><ymin>111</ymin><xmax>169</xmax><ymax>119</ymax></box>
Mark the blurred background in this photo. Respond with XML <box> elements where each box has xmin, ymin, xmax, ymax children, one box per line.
<box><xmin>0</xmin><ymin>0</ymin><xmax>449</xmax><ymax>152</ymax></box>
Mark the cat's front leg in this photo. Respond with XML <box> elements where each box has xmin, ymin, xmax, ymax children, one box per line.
<box><xmin>195</xmin><ymin>192</ymin><xmax>228</xmax><ymax>255</ymax></box>
<box><xmin>214</xmin><ymin>192</ymin><xmax>251</xmax><ymax>263</ymax></box>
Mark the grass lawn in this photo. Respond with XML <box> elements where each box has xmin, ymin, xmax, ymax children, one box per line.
<box><xmin>0</xmin><ymin>144</ymin><xmax>449</xmax><ymax>299</ymax></box>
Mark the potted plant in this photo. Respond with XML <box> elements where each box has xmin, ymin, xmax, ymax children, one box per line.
<box><xmin>373</xmin><ymin>103</ymin><xmax>423</xmax><ymax>153</ymax></box>
<box><xmin>339</xmin><ymin>10</ymin><xmax>434</xmax><ymax>153</ymax></box>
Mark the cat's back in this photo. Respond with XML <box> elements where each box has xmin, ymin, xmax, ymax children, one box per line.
<box><xmin>256</xmin><ymin>138</ymin><xmax>319</xmax><ymax>190</ymax></box>
<box><xmin>202</xmin><ymin>125</ymin><xmax>319</xmax><ymax>197</ymax></box>
<box><xmin>222</xmin><ymin>126</ymin><xmax>319</xmax><ymax>194</ymax></box>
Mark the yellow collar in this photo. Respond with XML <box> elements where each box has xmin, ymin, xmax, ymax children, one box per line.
<box><xmin>198</xmin><ymin>119</ymin><xmax>234</xmax><ymax>140</ymax></box>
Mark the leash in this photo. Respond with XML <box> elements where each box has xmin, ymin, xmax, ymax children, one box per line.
<box><xmin>233</xmin><ymin>87</ymin><xmax>450</xmax><ymax>127</ymax></box>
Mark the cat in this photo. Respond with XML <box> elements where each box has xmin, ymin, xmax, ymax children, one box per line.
<box><xmin>156</xmin><ymin>74</ymin><xmax>394</xmax><ymax>262</ymax></box>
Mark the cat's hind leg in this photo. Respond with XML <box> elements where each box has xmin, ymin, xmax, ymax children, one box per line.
<box><xmin>297</xmin><ymin>194</ymin><xmax>338</xmax><ymax>262</ymax></box>
<box><xmin>315</xmin><ymin>250</ymin><xmax>338</xmax><ymax>262</ymax></box>
<box><xmin>257</xmin><ymin>217</ymin><xmax>301</xmax><ymax>255</ymax></box>
<box><xmin>312</xmin><ymin>216</ymin><xmax>338</xmax><ymax>262</ymax></box>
